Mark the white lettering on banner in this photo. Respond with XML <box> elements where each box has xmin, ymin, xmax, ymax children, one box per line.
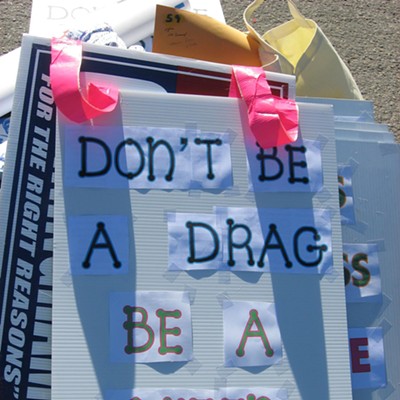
<box><xmin>4</xmin><ymin>268</ymin><xmax>28</xmax><ymax>390</ymax></box>
<box><xmin>19</xmin><ymin>74</ymin><xmax>53</xmax><ymax>259</ymax></box>
<box><xmin>64</xmin><ymin>126</ymin><xmax>232</xmax><ymax>190</ymax></box>
<box><xmin>168</xmin><ymin>207</ymin><xmax>332</xmax><ymax>274</ymax></box>
<box><xmin>27</xmin><ymin>173</ymin><xmax>54</xmax><ymax>397</ymax></box>
<box><xmin>3</xmin><ymin>73</ymin><xmax>54</xmax><ymax>400</ymax></box>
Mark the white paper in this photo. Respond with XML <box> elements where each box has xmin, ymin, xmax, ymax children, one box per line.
<box><xmin>67</xmin><ymin>215</ymin><xmax>130</xmax><ymax>275</ymax></box>
<box><xmin>223</xmin><ymin>300</ymin><xmax>282</xmax><ymax>367</ymax></box>
<box><xmin>349</xmin><ymin>327</ymin><xmax>387</xmax><ymax>389</ymax></box>
<box><xmin>168</xmin><ymin>212</ymin><xmax>222</xmax><ymax>271</ymax></box>
<box><xmin>63</xmin><ymin>125</ymin><xmax>232</xmax><ymax>190</ymax></box>
<box><xmin>109</xmin><ymin>291</ymin><xmax>193</xmax><ymax>363</ymax></box>
<box><xmin>343</xmin><ymin>243</ymin><xmax>382</xmax><ymax>303</ymax></box>
<box><xmin>190</xmin><ymin>131</ymin><xmax>233</xmax><ymax>189</ymax></box>
<box><xmin>338</xmin><ymin>164</ymin><xmax>356</xmax><ymax>225</ymax></box>
<box><xmin>168</xmin><ymin>207</ymin><xmax>333</xmax><ymax>274</ymax></box>
<box><xmin>246</xmin><ymin>136</ymin><xmax>323</xmax><ymax>192</ymax></box>
<box><xmin>105</xmin><ymin>387</ymin><xmax>287</xmax><ymax>400</ymax></box>
<box><xmin>220</xmin><ymin>387</ymin><xmax>288</xmax><ymax>400</ymax></box>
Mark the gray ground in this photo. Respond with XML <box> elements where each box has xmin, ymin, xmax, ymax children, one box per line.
<box><xmin>1</xmin><ymin>0</ymin><xmax>399</xmax><ymax>140</ymax></box>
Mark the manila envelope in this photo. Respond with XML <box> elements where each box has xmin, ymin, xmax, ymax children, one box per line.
<box><xmin>153</xmin><ymin>5</ymin><xmax>280</xmax><ymax>70</ymax></box>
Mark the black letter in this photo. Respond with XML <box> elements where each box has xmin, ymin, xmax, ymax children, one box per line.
<box><xmin>115</xmin><ymin>138</ymin><xmax>145</xmax><ymax>179</ymax></box>
<box><xmin>83</xmin><ymin>222</ymin><xmax>121</xmax><ymax>269</ymax></box>
<box><xmin>147</xmin><ymin>137</ymin><xmax>175</xmax><ymax>182</ymax></box>
<box><xmin>258</xmin><ymin>224</ymin><xmax>292</xmax><ymax>268</ymax></box>
<box><xmin>293</xmin><ymin>226</ymin><xmax>328</xmax><ymax>267</ymax></box>
<box><xmin>78</xmin><ymin>136</ymin><xmax>111</xmax><ymax>177</ymax></box>
<box><xmin>186</xmin><ymin>221</ymin><xmax>219</xmax><ymax>263</ymax></box>
<box><xmin>194</xmin><ymin>137</ymin><xmax>222</xmax><ymax>180</ymax></box>
<box><xmin>285</xmin><ymin>144</ymin><xmax>309</xmax><ymax>184</ymax></box>
<box><xmin>256</xmin><ymin>145</ymin><xmax>284</xmax><ymax>182</ymax></box>
<box><xmin>226</xmin><ymin>218</ymin><xmax>255</xmax><ymax>267</ymax></box>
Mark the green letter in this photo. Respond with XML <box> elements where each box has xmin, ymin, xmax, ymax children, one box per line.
<box><xmin>156</xmin><ymin>309</ymin><xmax>183</xmax><ymax>355</ymax></box>
<box><xmin>123</xmin><ymin>306</ymin><xmax>154</xmax><ymax>354</ymax></box>
<box><xmin>236</xmin><ymin>309</ymin><xmax>274</xmax><ymax>358</ymax></box>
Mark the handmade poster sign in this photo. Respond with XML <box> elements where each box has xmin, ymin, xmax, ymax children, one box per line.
<box><xmin>0</xmin><ymin>35</ymin><xmax>294</xmax><ymax>400</ymax></box>
<box><xmin>337</xmin><ymin>139</ymin><xmax>400</xmax><ymax>399</ymax></box>
<box><xmin>52</xmin><ymin>88</ymin><xmax>352</xmax><ymax>400</ymax></box>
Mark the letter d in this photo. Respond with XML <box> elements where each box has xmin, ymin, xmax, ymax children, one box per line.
<box><xmin>78</xmin><ymin>136</ymin><xmax>112</xmax><ymax>177</ymax></box>
<box><xmin>186</xmin><ymin>221</ymin><xmax>219</xmax><ymax>263</ymax></box>
<box><xmin>47</xmin><ymin>5</ymin><xmax>68</xmax><ymax>20</ymax></box>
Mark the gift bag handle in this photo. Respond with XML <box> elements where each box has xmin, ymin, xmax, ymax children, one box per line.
<box><xmin>244</xmin><ymin>0</ymin><xmax>312</xmax><ymax>73</ymax></box>
<box><xmin>287</xmin><ymin>0</ymin><xmax>312</xmax><ymax>27</ymax></box>
<box><xmin>245</xmin><ymin>0</ymin><xmax>311</xmax><ymax>27</ymax></box>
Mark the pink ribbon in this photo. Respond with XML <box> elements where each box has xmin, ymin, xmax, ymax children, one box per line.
<box><xmin>50</xmin><ymin>37</ymin><xmax>119</xmax><ymax>123</ymax></box>
<box><xmin>229</xmin><ymin>65</ymin><xmax>298</xmax><ymax>149</ymax></box>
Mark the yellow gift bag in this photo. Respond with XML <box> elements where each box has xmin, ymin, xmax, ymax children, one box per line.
<box><xmin>244</xmin><ymin>0</ymin><xmax>363</xmax><ymax>99</ymax></box>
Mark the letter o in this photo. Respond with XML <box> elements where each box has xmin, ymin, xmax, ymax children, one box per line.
<box><xmin>71</xmin><ymin>6</ymin><xmax>91</xmax><ymax>20</ymax></box>
<box><xmin>8</xmin><ymin>327</ymin><xmax>25</xmax><ymax>348</ymax></box>
<box><xmin>39</xmin><ymin>85</ymin><xmax>54</xmax><ymax>105</ymax></box>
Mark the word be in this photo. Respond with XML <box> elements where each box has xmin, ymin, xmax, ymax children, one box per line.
<box><xmin>123</xmin><ymin>306</ymin><xmax>183</xmax><ymax>356</ymax></box>
<box><xmin>246</xmin><ymin>138</ymin><xmax>323</xmax><ymax>192</ymax></box>
<box><xmin>110</xmin><ymin>291</ymin><xmax>193</xmax><ymax>363</ymax></box>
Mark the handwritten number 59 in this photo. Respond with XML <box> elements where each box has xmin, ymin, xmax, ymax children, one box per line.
<box><xmin>165</xmin><ymin>13</ymin><xmax>182</xmax><ymax>23</ymax></box>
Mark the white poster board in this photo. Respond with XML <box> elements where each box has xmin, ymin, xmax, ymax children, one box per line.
<box><xmin>0</xmin><ymin>35</ymin><xmax>294</xmax><ymax>400</ymax></box>
<box><xmin>337</xmin><ymin>139</ymin><xmax>400</xmax><ymax>399</ymax></box>
<box><xmin>52</xmin><ymin>92</ymin><xmax>352</xmax><ymax>399</ymax></box>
